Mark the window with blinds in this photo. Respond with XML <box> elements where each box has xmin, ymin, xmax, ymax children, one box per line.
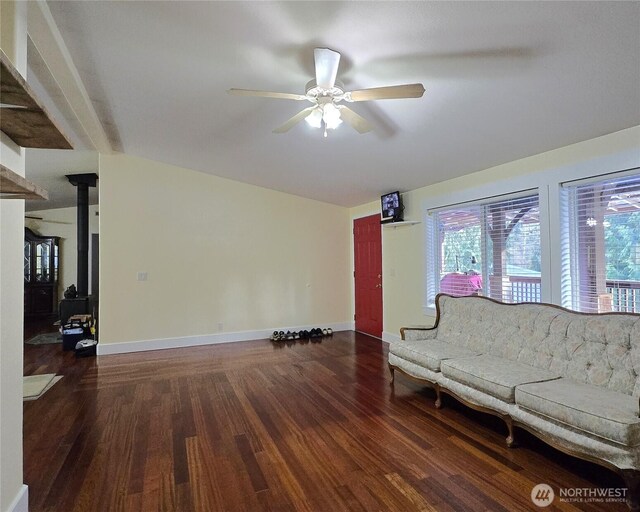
<box><xmin>426</xmin><ymin>192</ymin><xmax>541</xmax><ymax>304</ymax></box>
<box><xmin>560</xmin><ymin>170</ymin><xmax>640</xmax><ymax>313</ymax></box>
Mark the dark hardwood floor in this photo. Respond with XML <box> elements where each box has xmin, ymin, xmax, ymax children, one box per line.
<box><xmin>24</xmin><ymin>315</ymin><xmax>59</xmax><ymax>342</ymax></box>
<box><xmin>24</xmin><ymin>331</ymin><xmax>624</xmax><ymax>511</ymax></box>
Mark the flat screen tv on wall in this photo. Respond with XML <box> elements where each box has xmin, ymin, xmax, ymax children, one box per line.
<box><xmin>381</xmin><ymin>191</ymin><xmax>404</xmax><ymax>223</ymax></box>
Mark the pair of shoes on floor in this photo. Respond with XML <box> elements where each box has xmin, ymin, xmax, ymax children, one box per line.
<box><xmin>270</xmin><ymin>330</ymin><xmax>287</xmax><ymax>341</ymax></box>
<box><xmin>272</xmin><ymin>330</ymin><xmax>302</xmax><ymax>341</ymax></box>
<box><xmin>310</xmin><ymin>327</ymin><xmax>334</xmax><ymax>337</ymax></box>
<box><xmin>271</xmin><ymin>327</ymin><xmax>334</xmax><ymax>342</ymax></box>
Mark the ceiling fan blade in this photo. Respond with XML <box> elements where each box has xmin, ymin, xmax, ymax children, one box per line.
<box><xmin>314</xmin><ymin>48</ymin><xmax>340</xmax><ymax>89</ymax></box>
<box><xmin>227</xmin><ymin>89</ymin><xmax>307</xmax><ymax>101</ymax></box>
<box><xmin>273</xmin><ymin>107</ymin><xmax>316</xmax><ymax>134</ymax></box>
<box><xmin>348</xmin><ymin>83</ymin><xmax>425</xmax><ymax>102</ymax></box>
<box><xmin>0</xmin><ymin>103</ymin><xmax>29</xmax><ymax>109</ymax></box>
<box><xmin>24</xmin><ymin>215</ymin><xmax>72</xmax><ymax>225</ymax></box>
<box><xmin>338</xmin><ymin>106</ymin><xmax>373</xmax><ymax>134</ymax></box>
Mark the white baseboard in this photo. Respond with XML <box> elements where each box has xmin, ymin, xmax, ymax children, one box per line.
<box><xmin>7</xmin><ymin>485</ymin><xmax>28</xmax><ymax>512</ymax></box>
<box><xmin>382</xmin><ymin>331</ymin><xmax>401</xmax><ymax>344</ymax></box>
<box><xmin>97</xmin><ymin>322</ymin><xmax>354</xmax><ymax>355</ymax></box>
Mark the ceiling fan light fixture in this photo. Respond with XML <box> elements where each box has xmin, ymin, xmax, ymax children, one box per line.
<box><xmin>322</xmin><ymin>103</ymin><xmax>342</xmax><ymax>130</ymax></box>
<box><xmin>305</xmin><ymin>107</ymin><xmax>323</xmax><ymax>128</ymax></box>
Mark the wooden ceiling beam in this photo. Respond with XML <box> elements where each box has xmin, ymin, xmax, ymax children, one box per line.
<box><xmin>27</xmin><ymin>1</ymin><xmax>112</xmax><ymax>153</ymax></box>
<box><xmin>0</xmin><ymin>164</ymin><xmax>48</xmax><ymax>200</ymax></box>
<box><xmin>0</xmin><ymin>50</ymin><xmax>73</xmax><ymax>149</ymax></box>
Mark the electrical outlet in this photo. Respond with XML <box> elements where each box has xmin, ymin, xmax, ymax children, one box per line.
<box><xmin>136</xmin><ymin>272</ymin><xmax>148</xmax><ymax>281</ymax></box>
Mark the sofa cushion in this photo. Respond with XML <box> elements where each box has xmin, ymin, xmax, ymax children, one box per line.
<box><xmin>516</xmin><ymin>378</ymin><xmax>640</xmax><ymax>446</ymax></box>
<box><xmin>389</xmin><ymin>340</ymin><xmax>480</xmax><ymax>372</ymax></box>
<box><xmin>441</xmin><ymin>354</ymin><xmax>560</xmax><ymax>402</ymax></box>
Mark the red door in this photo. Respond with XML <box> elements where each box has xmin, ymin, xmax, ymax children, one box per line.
<box><xmin>354</xmin><ymin>214</ymin><xmax>383</xmax><ymax>338</ymax></box>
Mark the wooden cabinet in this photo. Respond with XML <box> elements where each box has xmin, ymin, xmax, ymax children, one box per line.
<box><xmin>24</xmin><ymin>228</ymin><xmax>60</xmax><ymax>317</ymax></box>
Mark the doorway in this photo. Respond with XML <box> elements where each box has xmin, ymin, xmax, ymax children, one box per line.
<box><xmin>353</xmin><ymin>214</ymin><xmax>383</xmax><ymax>338</ymax></box>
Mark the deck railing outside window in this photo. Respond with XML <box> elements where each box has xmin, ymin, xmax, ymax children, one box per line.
<box><xmin>606</xmin><ymin>281</ymin><xmax>640</xmax><ymax>313</ymax></box>
<box><xmin>505</xmin><ymin>276</ymin><xmax>640</xmax><ymax>312</ymax></box>
<box><xmin>508</xmin><ymin>276</ymin><xmax>542</xmax><ymax>303</ymax></box>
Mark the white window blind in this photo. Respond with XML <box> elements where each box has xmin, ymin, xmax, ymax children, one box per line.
<box><xmin>426</xmin><ymin>193</ymin><xmax>541</xmax><ymax>304</ymax></box>
<box><xmin>560</xmin><ymin>170</ymin><xmax>640</xmax><ymax>313</ymax></box>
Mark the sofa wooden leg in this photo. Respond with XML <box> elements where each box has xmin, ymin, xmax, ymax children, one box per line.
<box><xmin>388</xmin><ymin>364</ymin><xmax>395</xmax><ymax>385</ymax></box>
<box><xmin>435</xmin><ymin>385</ymin><xmax>443</xmax><ymax>409</ymax></box>
<box><xmin>621</xmin><ymin>469</ymin><xmax>640</xmax><ymax>511</ymax></box>
<box><xmin>505</xmin><ymin>417</ymin><xmax>517</xmax><ymax>448</ymax></box>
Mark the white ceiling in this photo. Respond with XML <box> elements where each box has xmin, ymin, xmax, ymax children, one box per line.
<box><xmin>36</xmin><ymin>1</ymin><xmax>640</xmax><ymax>207</ymax></box>
<box><xmin>25</xmin><ymin>150</ymin><xmax>98</xmax><ymax>211</ymax></box>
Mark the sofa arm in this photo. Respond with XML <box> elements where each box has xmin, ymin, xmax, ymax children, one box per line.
<box><xmin>400</xmin><ymin>326</ymin><xmax>438</xmax><ymax>341</ymax></box>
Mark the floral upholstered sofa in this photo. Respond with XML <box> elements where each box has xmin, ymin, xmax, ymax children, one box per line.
<box><xmin>388</xmin><ymin>293</ymin><xmax>640</xmax><ymax>509</ymax></box>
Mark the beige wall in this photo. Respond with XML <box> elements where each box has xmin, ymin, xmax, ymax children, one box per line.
<box><xmin>350</xmin><ymin>126</ymin><xmax>640</xmax><ymax>339</ymax></box>
<box><xmin>99</xmin><ymin>153</ymin><xmax>351</xmax><ymax>346</ymax></box>
<box><xmin>26</xmin><ymin>204</ymin><xmax>100</xmax><ymax>298</ymax></box>
<box><xmin>0</xmin><ymin>1</ymin><xmax>27</xmax><ymax>510</ymax></box>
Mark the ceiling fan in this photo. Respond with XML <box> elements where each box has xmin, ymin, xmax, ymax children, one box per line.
<box><xmin>228</xmin><ymin>48</ymin><xmax>425</xmax><ymax>137</ymax></box>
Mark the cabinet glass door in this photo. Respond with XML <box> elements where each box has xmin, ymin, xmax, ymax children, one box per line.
<box><xmin>35</xmin><ymin>242</ymin><xmax>51</xmax><ymax>282</ymax></box>
<box><xmin>53</xmin><ymin>244</ymin><xmax>59</xmax><ymax>281</ymax></box>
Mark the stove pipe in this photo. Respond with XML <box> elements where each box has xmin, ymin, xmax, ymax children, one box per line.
<box><xmin>66</xmin><ymin>173</ymin><xmax>98</xmax><ymax>297</ymax></box>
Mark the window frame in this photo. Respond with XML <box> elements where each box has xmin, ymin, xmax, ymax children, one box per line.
<box><xmin>421</xmin><ymin>150</ymin><xmax>640</xmax><ymax>317</ymax></box>
<box><xmin>559</xmin><ymin>168</ymin><xmax>640</xmax><ymax>312</ymax></box>
<box><xmin>425</xmin><ymin>189</ymin><xmax>542</xmax><ymax>308</ymax></box>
